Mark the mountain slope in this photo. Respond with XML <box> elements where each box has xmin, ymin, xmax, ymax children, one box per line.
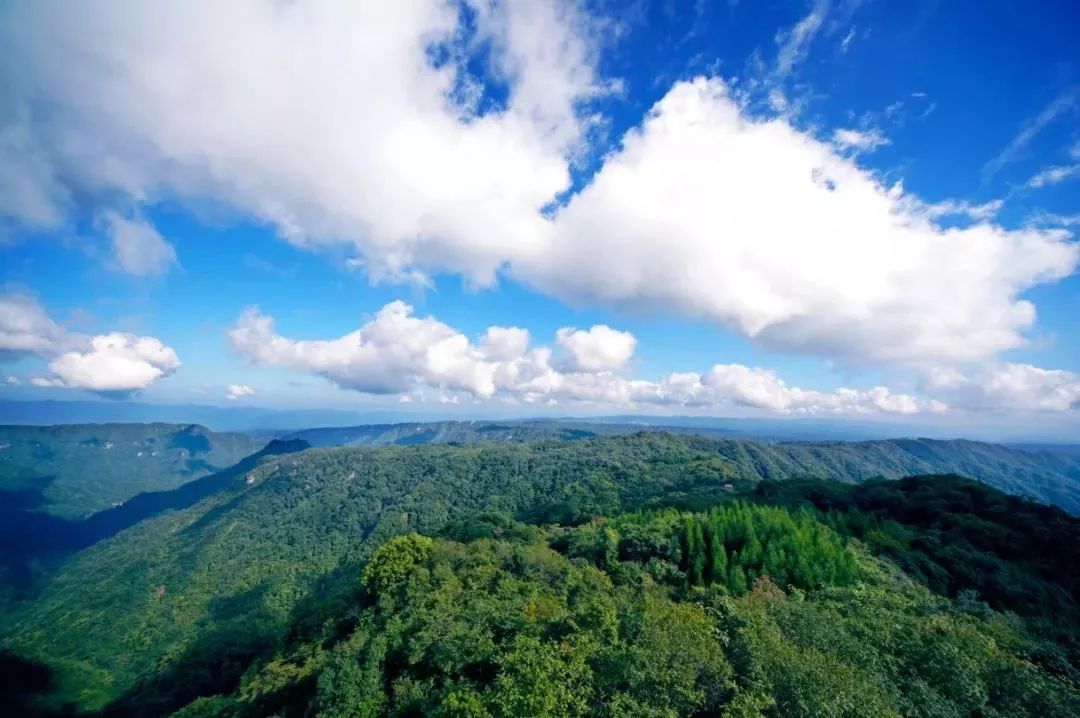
<box><xmin>0</xmin><ymin>424</ymin><xmax>259</xmax><ymax>518</ymax></box>
<box><xmin>282</xmin><ymin>422</ymin><xmax>1080</xmax><ymax>514</ymax></box>
<box><xmin>167</xmin><ymin>506</ymin><xmax>1079</xmax><ymax>718</ymax></box>
<box><xmin>5</xmin><ymin>432</ymin><xmax>1080</xmax><ymax>712</ymax></box>
<box><xmin>0</xmin><ymin>439</ymin><xmax>309</xmax><ymax>599</ymax></box>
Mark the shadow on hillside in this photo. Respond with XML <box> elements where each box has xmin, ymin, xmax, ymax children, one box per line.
<box><xmin>0</xmin><ymin>650</ymin><xmax>77</xmax><ymax>717</ymax></box>
<box><xmin>100</xmin><ymin>555</ymin><xmax>369</xmax><ymax>717</ymax></box>
<box><xmin>0</xmin><ymin>440</ymin><xmax>310</xmax><ymax>600</ymax></box>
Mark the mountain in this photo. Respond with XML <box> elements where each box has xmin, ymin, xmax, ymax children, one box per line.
<box><xmin>284</xmin><ymin>422</ymin><xmax>1080</xmax><ymax>515</ymax></box>
<box><xmin>0</xmin><ymin>424</ymin><xmax>259</xmax><ymax>518</ymax></box>
<box><xmin>0</xmin><ymin>439</ymin><xmax>310</xmax><ymax>598</ymax></box>
<box><xmin>161</xmin><ymin>481</ymin><xmax>1080</xmax><ymax>717</ymax></box>
<box><xmin>0</xmin><ymin>400</ymin><xmax>434</xmax><ymax>433</ymax></box>
<box><xmin>279</xmin><ymin>420</ymin><xmax>604</xmax><ymax>447</ymax></box>
<box><xmin>4</xmin><ymin>432</ymin><xmax>1080</xmax><ymax>715</ymax></box>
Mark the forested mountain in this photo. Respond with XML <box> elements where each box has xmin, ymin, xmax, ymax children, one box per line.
<box><xmin>279</xmin><ymin>420</ymin><xmax>602</xmax><ymax>447</ymax></box>
<box><xmin>0</xmin><ymin>424</ymin><xmax>258</xmax><ymax>518</ymax></box>
<box><xmin>0</xmin><ymin>439</ymin><xmax>310</xmax><ymax>599</ymax></box>
<box><xmin>286</xmin><ymin>422</ymin><xmax>1080</xmax><ymax>514</ymax></box>
<box><xmin>3</xmin><ymin>433</ymin><xmax>1080</xmax><ymax>716</ymax></box>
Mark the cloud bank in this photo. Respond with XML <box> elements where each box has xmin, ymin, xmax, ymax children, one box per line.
<box><xmin>0</xmin><ymin>293</ymin><xmax>180</xmax><ymax>394</ymax></box>
<box><xmin>229</xmin><ymin>301</ymin><xmax>941</xmax><ymax>416</ymax></box>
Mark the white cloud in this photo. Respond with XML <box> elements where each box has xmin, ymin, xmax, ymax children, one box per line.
<box><xmin>4</xmin><ymin>375</ymin><xmax>20</xmax><ymax>386</ymax></box>
<box><xmin>226</xmin><ymin>383</ymin><xmax>256</xmax><ymax>400</ymax></box>
<box><xmin>0</xmin><ymin>293</ymin><xmax>69</xmax><ymax>357</ymax></box>
<box><xmin>229</xmin><ymin>301</ymin><xmax>512</xmax><ymax>398</ymax></box>
<box><xmin>840</xmin><ymin>27</ymin><xmax>855</xmax><ymax>53</ymax></box>
<box><xmin>229</xmin><ymin>300</ymin><xmax>941</xmax><ymax>415</ymax></box>
<box><xmin>1025</xmin><ymin>164</ymin><xmax>1080</xmax><ymax>189</ymax></box>
<box><xmin>912</xmin><ymin>196</ymin><xmax>1004</xmax><ymax>222</ymax></box>
<box><xmin>687</xmin><ymin>364</ymin><xmax>945</xmax><ymax>415</ymax></box>
<box><xmin>555</xmin><ymin>325</ymin><xmax>636</xmax><ymax>372</ymax></box>
<box><xmin>0</xmin><ymin>113</ymin><xmax>70</xmax><ymax>229</ymax></box>
<box><xmin>923</xmin><ymin>363</ymin><xmax>1080</xmax><ymax>412</ymax></box>
<box><xmin>0</xmin><ymin>292</ymin><xmax>179</xmax><ymax>394</ymax></box>
<box><xmin>1</xmin><ymin>2</ymin><xmax>1076</xmax><ymax>378</ymax></box>
<box><xmin>479</xmin><ymin>326</ymin><xmax>531</xmax><ymax>363</ymax></box>
<box><xmin>774</xmin><ymin>0</ymin><xmax>830</xmax><ymax>79</ymax></box>
<box><xmin>43</xmin><ymin>333</ymin><xmax>181</xmax><ymax>394</ymax></box>
<box><xmin>1027</xmin><ymin>211</ymin><xmax>1080</xmax><ymax>228</ymax></box>
<box><xmin>101</xmin><ymin>213</ymin><xmax>177</xmax><ymax>276</ymax></box>
<box><xmin>520</xmin><ymin>79</ymin><xmax>1078</xmax><ymax>366</ymax></box>
<box><xmin>982</xmin><ymin>89</ymin><xmax>1077</xmax><ymax>181</ymax></box>
<box><xmin>832</xmin><ymin>127</ymin><xmax>889</xmax><ymax>153</ymax></box>
<box><xmin>0</xmin><ymin>0</ymin><xmax>602</xmax><ymax>285</ymax></box>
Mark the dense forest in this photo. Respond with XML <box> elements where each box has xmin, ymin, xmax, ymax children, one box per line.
<box><xmin>0</xmin><ymin>424</ymin><xmax>258</xmax><ymax>517</ymax></box>
<box><xmin>282</xmin><ymin>422</ymin><xmax>1080</xmax><ymax>515</ymax></box>
<box><xmin>2</xmin><ymin>432</ymin><xmax>1079</xmax><ymax>716</ymax></box>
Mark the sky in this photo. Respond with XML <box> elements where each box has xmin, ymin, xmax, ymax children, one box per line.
<box><xmin>1</xmin><ymin>0</ymin><xmax>1079</xmax><ymax>436</ymax></box>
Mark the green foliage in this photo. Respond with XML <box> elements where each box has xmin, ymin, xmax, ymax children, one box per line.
<box><xmin>752</xmin><ymin>475</ymin><xmax>1080</xmax><ymax>623</ymax></box>
<box><xmin>167</xmin><ymin>506</ymin><xmax>1079</xmax><ymax>717</ymax></box>
<box><xmin>558</xmin><ymin>503</ymin><xmax>855</xmax><ymax>596</ymax></box>
<box><xmin>229</xmin><ymin>537</ymin><xmax>735</xmax><ymax>717</ymax></box>
<box><xmin>0</xmin><ymin>423</ymin><xmax>257</xmax><ymax>517</ymax></box>
<box><xmin>361</xmin><ymin>533</ymin><xmax>434</xmax><ymax>595</ymax></box>
<box><xmin>4</xmin><ymin>434</ymin><xmax>1080</xmax><ymax>715</ymax></box>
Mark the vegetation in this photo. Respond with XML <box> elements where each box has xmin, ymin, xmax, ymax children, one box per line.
<box><xmin>0</xmin><ymin>423</ymin><xmax>258</xmax><ymax>518</ymax></box>
<box><xmin>2</xmin><ymin>432</ymin><xmax>1079</xmax><ymax>716</ymax></box>
<box><xmin>284</xmin><ymin>422</ymin><xmax>1080</xmax><ymax>514</ymax></box>
<box><xmin>162</xmin><ymin>510</ymin><xmax>1080</xmax><ymax>716</ymax></box>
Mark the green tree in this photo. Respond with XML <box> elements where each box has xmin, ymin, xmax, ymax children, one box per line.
<box><xmin>361</xmin><ymin>533</ymin><xmax>434</xmax><ymax>595</ymax></box>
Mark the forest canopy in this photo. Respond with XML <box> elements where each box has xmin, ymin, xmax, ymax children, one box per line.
<box><xmin>3</xmin><ymin>434</ymin><xmax>1079</xmax><ymax>716</ymax></box>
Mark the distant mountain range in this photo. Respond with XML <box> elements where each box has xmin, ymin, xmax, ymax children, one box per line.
<box><xmin>3</xmin><ymin>399</ymin><xmax>1080</xmax><ymax>443</ymax></box>
<box><xmin>283</xmin><ymin>421</ymin><xmax>1080</xmax><ymax>513</ymax></box>
<box><xmin>0</xmin><ymin>399</ymin><xmax>422</xmax><ymax>433</ymax></box>
<box><xmin>0</xmin><ymin>423</ymin><xmax>258</xmax><ymax>518</ymax></box>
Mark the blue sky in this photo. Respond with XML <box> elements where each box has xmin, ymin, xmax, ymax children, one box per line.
<box><xmin>1</xmin><ymin>0</ymin><xmax>1079</xmax><ymax>435</ymax></box>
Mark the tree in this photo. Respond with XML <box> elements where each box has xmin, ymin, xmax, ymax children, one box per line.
<box><xmin>361</xmin><ymin>533</ymin><xmax>434</xmax><ymax>595</ymax></box>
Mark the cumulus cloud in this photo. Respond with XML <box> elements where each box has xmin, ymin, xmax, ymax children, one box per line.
<box><xmin>0</xmin><ymin>0</ymin><xmax>601</xmax><ymax>285</ymax></box>
<box><xmin>519</xmin><ymin>79</ymin><xmax>1078</xmax><ymax>366</ymax></box>
<box><xmin>657</xmin><ymin>364</ymin><xmax>946</xmax><ymax>415</ymax></box>
<box><xmin>5</xmin><ymin>375</ymin><xmax>20</xmax><ymax>386</ymax></box>
<box><xmin>1</xmin><ymin>2</ymin><xmax>1076</xmax><ymax>376</ymax></box>
<box><xmin>229</xmin><ymin>301</ymin><xmax>512</xmax><ymax>398</ymax></box>
<box><xmin>555</xmin><ymin>325</ymin><xmax>636</xmax><ymax>372</ymax></box>
<box><xmin>229</xmin><ymin>301</ymin><xmax>941</xmax><ymax>415</ymax></box>
<box><xmin>101</xmin><ymin>213</ymin><xmax>177</xmax><ymax>276</ymax></box>
<box><xmin>0</xmin><ymin>292</ymin><xmax>179</xmax><ymax>394</ymax></box>
<box><xmin>226</xmin><ymin>383</ymin><xmax>256</xmax><ymax>400</ymax></box>
<box><xmin>922</xmin><ymin>363</ymin><xmax>1080</xmax><ymax>412</ymax></box>
<box><xmin>42</xmin><ymin>333</ymin><xmax>180</xmax><ymax>395</ymax></box>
